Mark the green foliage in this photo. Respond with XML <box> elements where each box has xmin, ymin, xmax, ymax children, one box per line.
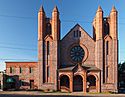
<box><xmin>118</xmin><ymin>62</ymin><xmax>125</xmax><ymax>74</ymax></box>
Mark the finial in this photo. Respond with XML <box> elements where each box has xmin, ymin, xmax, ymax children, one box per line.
<box><xmin>53</xmin><ymin>6</ymin><xmax>59</xmax><ymax>12</ymax></box>
<box><xmin>111</xmin><ymin>6</ymin><xmax>117</xmax><ymax>12</ymax></box>
<box><xmin>39</xmin><ymin>5</ymin><xmax>45</xmax><ymax>13</ymax></box>
<box><xmin>97</xmin><ymin>6</ymin><xmax>103</xmax><ymax>12</ymax></box>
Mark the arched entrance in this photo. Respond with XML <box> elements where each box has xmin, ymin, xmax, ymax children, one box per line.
<box><xmin>60</xmin><ymin>75</ymin><xmax>70</xmax><ymax>91</ymax></box>
<box><xmin>73</xmin><ymin>75</ymin><xmax>83</xmax><ymax>92</ymax></box>
<box><xmin>87</xmin><ymin>75</ymin><xmax>96</xmax><ymax>92</ymax></box>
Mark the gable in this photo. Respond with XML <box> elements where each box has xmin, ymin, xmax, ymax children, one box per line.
<box><xmin>44</xmin><ymin>35</ymin><xmax>53</xmax><ymax>41</ymax></box>
<box><xmin>61</xmin><ymin>24</ymin><xmax>94</xmax><ymax>43</ymax></box>
<box><xmin>73</xmin><ymin>64</ymin><xmax>85</xmax><ymax>73</ymax></box>
<box><xmin>104</xmin><ymin>35</ymin><xmax>112</xmax><ymax>41</ymax></box>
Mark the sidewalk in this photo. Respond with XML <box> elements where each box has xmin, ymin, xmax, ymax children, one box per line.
<box><xmin>0</xmin><ymin>91</ymin><xmax>125</xmax><ymax>96</ymax></box>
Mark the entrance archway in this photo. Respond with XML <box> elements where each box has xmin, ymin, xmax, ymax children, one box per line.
<box><xmin>60</xmin><ymin>75</ymin><xmax>70</xmax><ymax>91</ymax></box>
<box><xmin>87</xmin><ymin>75</ymin><xmax>96</xmax><ymax>92</ymax></box>
<box><xmin>73</xmin><ymin>75</ymin><xmax>83</xmax><ymax>92</ymax></box>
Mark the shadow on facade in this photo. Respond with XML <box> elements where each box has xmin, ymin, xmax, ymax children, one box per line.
<box><xmin>3</xmin><ymin>74</ymin><xmax>37</xmax><ymax>91</ymax></box>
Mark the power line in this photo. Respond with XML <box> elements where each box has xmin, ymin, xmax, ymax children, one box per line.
<box><xmin>0</xmin><ymin>14</ymin><xmax>36</xmax><ymax>20</ymax></box>
<box><xmin>0</xmin><ymin>46</ymin><xmax>37</xmax><ymax>51</ymax></box>
<box><xmin>0</xmin><ymin>14</ymin><xmax>125</xmax><ymax>25</ymax></box>
<box><xmin>0</xmin><ymin>41</ymin><xmax>37</xmax><ymax>47</ymax></box>
<box><xmin>0</xmin><ymin>58</ymin><xmax>124</xmax><ymax>61</ymax></box>
<box><xmin>0</xmin><ymin>44</ymin><xmax>125</xmax><ymax>52</ymax></box>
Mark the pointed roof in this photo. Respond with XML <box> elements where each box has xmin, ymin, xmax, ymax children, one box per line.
<box><xmin>111</xmin><ymin>6</ymin><xmax>117</xmax><ymax>12</ymax></box>
<box><xmin>53</xmin><ymin>6</ymin><xmax>59</xmax><ymax>12</ymax></box>
<box><xmin>39</xmin><ymin>5</ymin><xmax>45</xmax><ymax>13</ymax></box>
<box><xmin>61</xmin><ymin>23</ymin><xmax>95</xmax><ymax>42</ymax></box>
<box><xmin>97</xmin><ymin>6</ymin><xmax>103</xmax><ymax>12</ymax></box>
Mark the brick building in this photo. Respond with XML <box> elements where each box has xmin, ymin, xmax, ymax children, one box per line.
<box><xmin>6</xmin><ymin>6</ymin><xmax>118</xmax><ymax>93</ymax></box>
<box><xmin>6</xmin><ymin>62</ymin><xmax>37</xmax><ymax>90</ymax></box>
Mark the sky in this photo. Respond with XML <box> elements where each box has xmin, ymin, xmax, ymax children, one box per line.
<box><xmin>0</xmin><ymin>0</ymin><xmax>125</xmax><ymax>71</ymax></box>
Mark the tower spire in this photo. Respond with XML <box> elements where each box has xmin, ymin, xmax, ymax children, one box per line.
<box><xmin>53</xmin><ymin>6</ymin><xmax>59</xmax><ymax>13</ymax></box>
<box><xmin>97</xmin><ymin>6</ymin><xmax>103</xmax><ymax>12</ymax></box>
<box><xmin>111</xmin><ymin>6</ymin><xmax>117</xmax><ymax>12</ymax></box>
<box><xmin>39</xmin><ymin>5</ymin><xmax>45</xmax><ymax>13</ymax></box>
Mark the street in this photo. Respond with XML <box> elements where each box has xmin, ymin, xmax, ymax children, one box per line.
<box><xmin>0</xmin><ymin>95</ymin><xmax>93</xmax><ymax>97</ymax></box>
<box><xmin>0</xmin><ymin>91</ymin><xmax>125</xmax><ymax>97</ymax></box>
<box><xmin>0</xmin><ymin>94</ymin><xmax>125</xmax><ymax>97</ymax></box>
<box><xmin>0</xmin><ymin>94</ymin><xmax>112</xmax><ymax>97</ymax></box>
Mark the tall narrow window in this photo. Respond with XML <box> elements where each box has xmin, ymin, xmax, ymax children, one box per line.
<box><xmin>106</xmin><ymin>66</ymin><xmax>108</xmax><ymax>78</ymax></box>
<box><xmin>104</xmin><ymin>18</ymin><xmax>109</xmax><ymax>35</ymax></box>
<box><xmin>20</xmin><ymin>67</ymin><xmax>22</xmax><ymax>73</ymax></box>
<box><xmin>47</xmin><ymin>66</ymin><xmax>49</xmax><ymax>77</ymax></box>
<box><xmin>106</xmin><ymin>41</ymin><xmax>109</xmax><ymax>55</ymax></box>
<box><xmin>74</xmin><ymin>31</ymin><xmax>76</xmax><ymax>37</ymax></box>
<box><xmin>79</xmin><ymin>31</ymin><xmax>81</xmax><ymax>37</ymax></box>
<box><xmin>29</xmin><ymin>67</ymin><xmax>33</xmax><ymax>73</ymax></box>
<box><xmin>76</xmin><ymin>30</ymin><xmax>79</xmax><ymax>37</ymax></box>
<box><xmin>10</xmin><ymin>67</ymin><xmax>12</xmax><ymax>73</ymax></box>
<box><xmin>74</xmin><ymin>30</ymin><xmax>81</xmax><ymax>38</ymax></box>
<box><xmin>47</xmin><ymin>41</ymin><xmax>50</xmax><ymax>55</ymax></box>
<box><xmin>10</xmin><ymin>67</ymin><xmax>14</xmax><ymax>73</ymax></box>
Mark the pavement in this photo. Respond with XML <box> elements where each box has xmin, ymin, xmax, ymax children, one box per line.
<box><xmin>0</xmin><ymin>91</ymin><xmax>125</xmax><ymax>97</ymax></box>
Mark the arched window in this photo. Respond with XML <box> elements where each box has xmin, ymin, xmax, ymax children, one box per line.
<box><xmin>104</xmin><ymin>18</ymin><xmax>110</xmax><ymax>35</ymax></box>
<box><xmin>46</xmin><ymin>23</ymin><xmax>51</xmax><ymax>35</ymax></box>
<box><xmin>73</xmin><ymin>30</ymin><xmax>81</xmax><ymax>38</ymax></box>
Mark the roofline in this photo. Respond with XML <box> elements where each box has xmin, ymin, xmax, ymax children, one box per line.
<box><xmin>5</xmin><ymin>61</ymin><xmax>38</xmax><ymax>63</ymax></box>
<box><xmin>87</xmin><ymin>69</ymin><xmax>101</xmax><ymax>71</ymax></box>
<box><xmin>61</xmin><ymin>23</ymin><xmax>95</xmax><ymax>42</ymax></box>
<box><xmin>61</xmin><ymin>24</ymin><xmax>78</xmax><ymax>41</ymax></box>
<box><xmin>58</xmin><ymin>70</ymin><xmax>72</xmax><ymax>72</ymax></box>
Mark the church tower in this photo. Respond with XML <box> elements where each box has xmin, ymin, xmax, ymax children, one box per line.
<box><xmin>38</xmin><ymin>6</ymin><xmax>60</xmax><ymax>90</ymax></box>
<box><xmin>108</xmin><ymin>6</ymin><xmax>118</xmax><ymax>91</ymax></box>
<box><xmin>93</xmin><ymin>6</ymin><xmax>104</xmax><ymax>86</ymax></box>
<box><xmin>93</xmin><ymin>6</ymin><xmax>118</xmax><ymax>92</ymax></box>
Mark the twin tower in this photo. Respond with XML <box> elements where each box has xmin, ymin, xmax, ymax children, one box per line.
<box><xmin>93</xmin><ymin>6</ymin><xmax>118</xmax><ymax>91</ymax></box>
<box><xmin>37</xmin><ymin>6</ymin><xmax>60</xmax><ymax>90</ymax></box>
<box><xmin>37</xmin><ymin>5</ymin><xmax>118</xmax><ymax>92</ymax></box>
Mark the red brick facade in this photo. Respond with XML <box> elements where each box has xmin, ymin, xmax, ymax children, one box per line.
<box><xmin>37</xmin><ymin>6</ymin><xmax>118</xmax><ymax>93</ymax></box>
<box><xmin>6</xmin><ymin>62</ymin><xmax>37</xmax><ymax>90</ymax></box>
<box><xmin>5</xmin><ymin>6</ymin><xmax>118</xmax><ymax>93</ymax></box>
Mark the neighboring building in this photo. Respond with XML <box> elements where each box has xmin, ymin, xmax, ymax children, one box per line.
<box><xmin>5</xmin><ymin>62</ymin><xmax>37</xmax><ymax>90</ymax></box>
<box><xmin>0</xmin><ymin>71</ymin><xmax>5</xmax><ymax>91</ymax></box>
<box><xmin>5</xmin><ymin>5</ymin><xmax>118</xmax><ymax>93</ymax></box>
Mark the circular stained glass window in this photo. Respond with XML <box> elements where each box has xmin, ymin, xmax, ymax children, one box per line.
<box><xmin>70</xmin><ymin>45</ymin><xmax>85</xmax><ymax>63</ymax></box>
